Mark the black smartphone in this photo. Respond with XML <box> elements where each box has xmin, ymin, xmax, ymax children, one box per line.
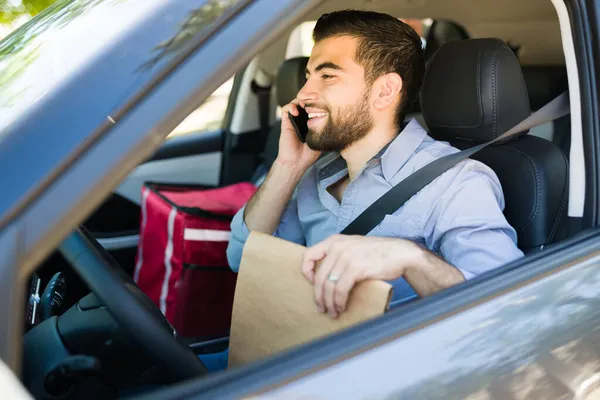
<box><xmin>288</xmin><ymin>106</ymin><xmax>309</xmax><ymax>143</ymax></box>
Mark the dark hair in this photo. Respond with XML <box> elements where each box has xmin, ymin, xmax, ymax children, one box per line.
<box><xmin>313</xmin><ymin>10</ymin><xmax>425</xmax><ymax>127</ymax></box>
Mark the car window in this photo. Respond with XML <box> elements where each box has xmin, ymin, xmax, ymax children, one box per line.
<box><xmin>168</xmin><ymin>75</ymin><xmax>234</xmax><ymax>138</ymax></box>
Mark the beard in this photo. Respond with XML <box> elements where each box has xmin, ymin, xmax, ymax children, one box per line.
<box><xmin>305</xmin><ymin>90</ymin><xmax>374</xmax><ymax>152</ymax></box>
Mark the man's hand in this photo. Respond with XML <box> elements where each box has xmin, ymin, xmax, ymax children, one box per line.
<box><xmin>300</xmin><ymin>235</ymin><xmax>421</xmax><ymax>318</ymax></box>
<box><xmin>242</xmin><ymin>100</ymin><xmax>320</xmax><ymax>235</ymax></box>
<box><xmin>301</xmin><ymin>235</ymin><xmax>465</xmax><ymax>319</ymax></box>
<box><xmin>277</xmin><ymin>102</ymin><xmax>321</xmax><ymax>169</ymax></box>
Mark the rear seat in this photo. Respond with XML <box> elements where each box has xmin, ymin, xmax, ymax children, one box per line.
<box><xmin>251</xmin><ymin>57</ymin><xmax>309</xmax><ymax>184</ymax></box>
<box><xmin>521</xmin><ymin>65</ymin><xmax>570</xmax><ymax>154</ymax></box>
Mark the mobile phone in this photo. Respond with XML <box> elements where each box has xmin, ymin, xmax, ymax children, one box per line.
<box><xmin>288</xmin><ymin>106</ymin><xmax>309</xmax><ymax>143</ymax></box>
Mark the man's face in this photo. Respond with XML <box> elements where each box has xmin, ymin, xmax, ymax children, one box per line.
<box><xmin>298</xmin><ymin>36</ymin><xmax>374</xmax><ymax>152</ymax></box>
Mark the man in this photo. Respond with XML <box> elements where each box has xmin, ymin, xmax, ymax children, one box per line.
<box><xmin>226</xmin><ymin>10</ymin><xmax>524</xmax><ymax>319</ymax></box>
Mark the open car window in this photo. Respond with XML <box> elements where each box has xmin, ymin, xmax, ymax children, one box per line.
<box><xmin>9</xmin><ymin>0</ymin><xmax>596</xmax><ymax>397</ymax></box>
<box><xmin>167</xmin><ymin>75</ymin><xmax>234</xmax><ymax>138</ymax></box>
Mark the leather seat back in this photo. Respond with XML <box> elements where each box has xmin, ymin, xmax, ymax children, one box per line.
<box><xmin>420</xmin><ymin>39</ymin><xmax>569</xmax><ymax>251</ymax></box>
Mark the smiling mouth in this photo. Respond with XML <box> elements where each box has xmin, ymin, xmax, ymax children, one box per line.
<box><xmin>307</xmin><ymin>112</ymin><xmax>328</xmax><ymax>125</ymax></box>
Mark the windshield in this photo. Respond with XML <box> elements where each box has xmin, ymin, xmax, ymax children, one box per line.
<box><xmin>0</xmin><ymin>0</ymin><xmax>170</xmax><ymax>135</ymax></box>
<box><xmin>0</xmin><ymin>0</ymin><xmax>244</xmax><ymax>233</ymax></box>
<box><xmin>0</xmin><ymin>0</ymin><xmax>242</xmax><ymax>140</ymax></box>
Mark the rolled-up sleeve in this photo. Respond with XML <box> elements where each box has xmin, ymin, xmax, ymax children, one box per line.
<box><xmin>425</xmin><ymin>168</ymin><xmax>524</xmax><ymax>279</ymax></box>
<box><xmin>226</xmin><ymin>198</ymin><xmax>305</xmax><ymax>272</ymax></box>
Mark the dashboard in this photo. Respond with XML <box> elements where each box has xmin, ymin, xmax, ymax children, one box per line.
<box><xmin>25</xmin><ymin>272</ymin><xmax>67</xmax><ymax>329</ymax></box>
<box><xmin>21</xmin><ymin>246</ymin><xmax>157</xmax><ymax>399</ymax></box>
<box><xmin>24</xmin><ymin>252</ymin><xmax>89</xmax><ymax>333</ymax></box>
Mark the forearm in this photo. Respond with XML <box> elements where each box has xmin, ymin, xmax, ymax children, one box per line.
<box><xmin>403</xmin><ymin>244</ymin><xmax>465</xmax><ymax>297</ymax></box>
<box><xmin>243</xmin><ymin>160</ymin><xmax>306</xmax><ymax>234</ymax></box>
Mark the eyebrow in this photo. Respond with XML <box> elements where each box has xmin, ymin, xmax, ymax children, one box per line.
<box><xmin>305</xmin><ymin>61</ymin><xmax>344</xmax><ymax>75</ymax></box>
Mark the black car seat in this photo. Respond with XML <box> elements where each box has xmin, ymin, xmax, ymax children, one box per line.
<box><xmin>252</xmin><ymin>56</ymin><xmax>309</xmax><ymax>183</ymax></box>
<box><xmin>420</xmin><ymin>38</ymin><xmax>569</xmax><ymax>252</ymax></box>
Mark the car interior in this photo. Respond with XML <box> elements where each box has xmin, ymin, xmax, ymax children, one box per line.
<box><xmin>20</xmin><ymin>0</ymin><xmax>588</xmax><ymax>397</ymax></box>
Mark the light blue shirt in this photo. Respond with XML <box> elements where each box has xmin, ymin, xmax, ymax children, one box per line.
<box><xmin>226</xmin><ymin>119</ymin><xmax>524</xmax><ymax>306</ymax></box>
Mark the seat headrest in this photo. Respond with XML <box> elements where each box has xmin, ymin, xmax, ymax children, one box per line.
<box><xmin>420</xmin><ymin>38</ymin><xmax>531</xmax><ymax>143</ymax></box>
<box><xmin>276</xmin><ymin>57</ymin><xmax>309</xmax><ymax>107</ymax></box>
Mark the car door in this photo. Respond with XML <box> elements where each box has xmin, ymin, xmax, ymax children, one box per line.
<box><xmin>118</xmin><ymin>77</ymin><xmax>235</xmax><ymax>205</ymax></box>
<box><xmin>186</xmin><ymin>229</ymin><xmax>600</xmax><ymax>399</ymax></box>
<box><xmin>128</xmin><ymin>0</ymin><xmax>600</xmax><ymax>396</ymax></box>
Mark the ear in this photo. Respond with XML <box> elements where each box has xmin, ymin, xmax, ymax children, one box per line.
<box><xmin>372</xmin><ymin>73</ymin><xmax>403</xmax><ymax>111</ymax></box>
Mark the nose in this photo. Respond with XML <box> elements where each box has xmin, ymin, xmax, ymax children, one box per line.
<box><xmin>296</xmin><ymin>77</ymin><xmax>318</xmax><ymax>106</ymax></box>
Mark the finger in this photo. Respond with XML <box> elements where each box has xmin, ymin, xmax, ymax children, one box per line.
<box><xmin>301</xmin><ymin>247</ymin><xmax>326</xmax><ymax>283</ymax></box>
<box><xmin>334</xmin><ymin>265</ymin><xmax>363</xmax><ymax>314</ymax></box>
<box><xmin>313</xmin><ymin>244</ymin><xmax>343</xmax><ymax>315</ymax></box>
<box><xmin>305</xmin><ymin>236</ymin><xmax>347</xmax><ymax>311</ymax></box>
<box><xmin>302</xmin><ymin>240</ymin><xmax>331</xmax><ymax>284</ymax></box>
<box><xmin>282</xmin><ymin>102</ymin><xmax>299</xmax><ymax>117</ymax></box>
<box><xmin>324</xmin><ymin>260</ymin><xmax>349</xmax><ymax>319</ymax></box>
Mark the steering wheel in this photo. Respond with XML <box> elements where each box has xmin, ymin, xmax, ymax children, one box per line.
<box><xmin>58</xmin><ymin>226</ymin><xmax>207</xmax><ymax>381</ymax></box>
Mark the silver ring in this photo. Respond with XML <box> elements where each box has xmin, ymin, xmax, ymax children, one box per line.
<box><xmin>328</xmin><ymin>273</ymin><xmax>340</xmax><ymax>282</ymax></box>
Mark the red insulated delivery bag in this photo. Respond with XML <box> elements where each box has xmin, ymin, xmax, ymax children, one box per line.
<box><xmin>133</xmin><ymin>181</ymin><xmax>256</xmax><ymax>339</ymax></box>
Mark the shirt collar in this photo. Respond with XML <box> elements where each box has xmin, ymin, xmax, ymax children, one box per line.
<box><xmin>379</xmin><ymin>118</ymin><xmax>428</xmax><ymax>181</ymax></box>
<box><xmin>316</xmin><ymin>118</ymin><xmax>428</xmax><ymax>182</ymax></box>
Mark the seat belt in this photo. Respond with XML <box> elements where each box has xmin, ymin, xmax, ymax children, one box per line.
<box><xmin>341</xmin><ymin>91</ymin><xmax>571</xmax><ymax>236</ymax></box>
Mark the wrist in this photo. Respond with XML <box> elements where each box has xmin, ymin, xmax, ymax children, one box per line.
<box><xmin>392</xmin><ymin>239</ymin><xmax>428</xmax><ymax>273</ymax></box>
<box><xmin>272</xmin><ymin>158</ymin><xmax>310</xmax><ymax>181</ymax></box>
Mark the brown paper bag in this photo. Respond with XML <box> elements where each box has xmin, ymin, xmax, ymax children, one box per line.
<box><xmin>228</xmin><ymin>232</ymin><xmax>393</xmax><ymax>368</ymax></box>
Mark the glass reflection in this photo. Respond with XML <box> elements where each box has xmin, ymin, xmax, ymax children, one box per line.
<box><xmin>395</xmin><ymin>262</ymin><xmax>600</xmax><ymax>399</ymax></box>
